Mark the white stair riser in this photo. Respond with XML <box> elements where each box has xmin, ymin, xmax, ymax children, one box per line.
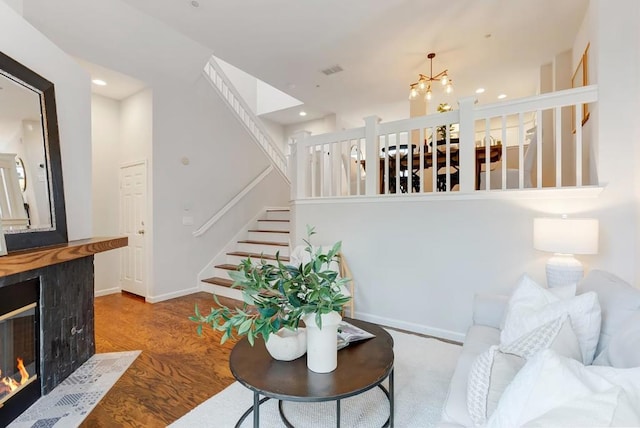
<box><xmin>226</xmin><ymin>254</ymin><xmax>286</xmax><ymax>266</ymax></box>
<box><xmin>257</xmin><ymin>220</ymin><xmax>289</xmax><ymax>232</ymax></box>
<box><xmin>247</xmin><ymin>230</ymin><xmax>289</xmax><ymax>241</ymax></box>
<box><xmin>213</xmin><ymin>267</ymin><xmax>237</xmax><ymax>279</ymax></box>
<box><xmin>236</xmin><ymin>242</ymin><xmax>289</xmax><ymax>256</ymax></box>
<box><xmin>265</xmin><ymin>210</ymin><xmax>290</xmax><ymax>221</ymax></box>
<box><xmin>200</xmin><ymin>282</ymin><xmax>243</xmax><ymax>302</ymax></box>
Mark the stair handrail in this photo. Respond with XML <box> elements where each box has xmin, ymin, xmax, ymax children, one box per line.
<box><xmin>193</xmin><ymin>165</ymin><xmax>274</xmax><ymax>237</ymax></box>
<box><xmin>203</xmin><ymin>58</ymin><xmax>290</xmax><ymax>184</ymax></box>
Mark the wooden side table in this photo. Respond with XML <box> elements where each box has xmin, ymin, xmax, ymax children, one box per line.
<box><xmin>230</xmin><ymin>318</ymin><xmax>394</xmax><ymax>427</ymax></box>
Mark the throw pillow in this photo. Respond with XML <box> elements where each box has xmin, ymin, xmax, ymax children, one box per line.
<box><xmin>579</xmin><ymin>269</ymin><xmax>640</xmax><ymax>355</ymax></box>
<box><xmin>486</xmin><ymin>349</ymin><xmax>640</xmax><ymax>428</ymax></box>
<box><xmin>467</xmin><ymin>346</ymin><xmax>525</xmax><ymax>427</ymax></box>
<box><xmin>501</xmin><ymin>275</ymin><xmax>601</xmax><ymax>364</ymax></box>
<box><xmin>499</xmin><ymin>274</ymin><xmax>574</xmax><ymax>332</ymax></box>
<box><xmin>593</xmin><ymin>311</ymin><xmax>640</xmax><ymax>368</ymax></box>
<box><xmin>467</xmin><ymin>316</ymin><xmax>581</xmax><ymax>426</ymax></box>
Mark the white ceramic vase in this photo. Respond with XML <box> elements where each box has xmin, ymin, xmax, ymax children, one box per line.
<box><xmin>264</xmin><ymin>327</ymin><xmax>307</xmax><ymax>361</ymax></box>
<box><xmin>302</xmin><ymin>311</ymin><xmax>342</xmax><ymax>373</ymax></box>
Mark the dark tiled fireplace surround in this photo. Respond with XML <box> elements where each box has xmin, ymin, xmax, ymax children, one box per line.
<box><xmin>0</xmin><ymin>238</ymin><xmax>126</xmax><ymax>427</ymax></box>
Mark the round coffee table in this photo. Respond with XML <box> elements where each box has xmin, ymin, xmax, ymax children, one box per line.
<box><xmin>230</xmin><ymin>318</ymin><xmax>394</xmax><ymax>428</ymax></box>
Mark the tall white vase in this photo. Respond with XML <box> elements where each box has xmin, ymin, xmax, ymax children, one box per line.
<box><xmin>302</xmin><ymin>311</ymin><xmax>342</xmax><ymax>373</ymax></box>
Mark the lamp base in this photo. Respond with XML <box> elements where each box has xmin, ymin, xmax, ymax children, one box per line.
<box><xmin>546</xmin><ymin>254</ymin><xmax>584</xmax><ymax>288</ymax></box>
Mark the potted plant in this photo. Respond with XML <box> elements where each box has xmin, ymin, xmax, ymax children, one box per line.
<box><xmin>191</xmin><ymin>226</ymin><xmax>351</xmax><ymax>371</ymax></box>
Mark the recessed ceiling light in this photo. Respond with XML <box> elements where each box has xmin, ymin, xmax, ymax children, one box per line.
<box><xmin>498</xmin><ymin>94</ymin><xmax>507</xmax><ymax>99</ymax></box>
<box><xmin>475</xmin><ymin>88</ymin><xmax>485</xmax><ymax>94</ymax></box>
<box><xmin>190</xmin><ymin>0</ymin><xmax>200</xmax><ymax>7</ymax></box>
<box><xmin>299</xmin><ymin>111</ymin><xmax>307</xmax><ymax>117</ymax></box>
<box><xmin>92</xmin><ymin>79</ymin><xmax>107</xmax><ymax>86</ymax></box>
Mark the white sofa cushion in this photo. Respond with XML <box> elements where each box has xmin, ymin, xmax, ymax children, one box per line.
<box><xmin>487</xmin><ymin>349</ymin><xmax>640</xmax><ymax>427</ymax></box>
<box><xmin>579</xmin><ymin>269</ymin><xmax>640</xmax><ymax>356</ymax></box>
<box><xmin>501</xmin><ymin>275</ymin><xmax>601</xmax><ymax>364</ymax></box>
<box><xmin>467</xmin><ymin>316</ymin><xmax>581</xmax><ymax>426</ymax></box>
<box><xmin>593</xmin><ymin>311</ymin><xmax>640</xmax><ymax>368</ymax></box>
<box><xmin>441</xmin><ymin>325</ymin><xmax>500</xmax><ymax>426</ymax></box>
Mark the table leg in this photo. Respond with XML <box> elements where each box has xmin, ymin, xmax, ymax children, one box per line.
<box><xmin>254</xmin><ymin>391</ymin><xmax>259</xmax><ymax>427</ymax></box>
<box><xmin>336</xmin><ymin>399</ymin><xmax>341</xmax><ymax>428</ymax></box>
<box><xmin>389</xmin><ymin>368</ymin><xmax>394</xmax><ymax>428</ymax></box>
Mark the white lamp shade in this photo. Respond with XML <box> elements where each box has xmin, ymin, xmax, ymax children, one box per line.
<box><xmin>533</xmin><ymin>218</ymin><xmax>599</xmax><ymax>255</ymax></box>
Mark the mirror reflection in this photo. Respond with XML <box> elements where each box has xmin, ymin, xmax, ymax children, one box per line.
<box><xmin>0</xmin><ymin>72</ymin><xmax>52</xmax><ymax>232</ymax></box>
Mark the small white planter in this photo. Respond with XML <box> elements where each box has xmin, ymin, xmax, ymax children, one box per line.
<box><xmin>302</xmin><ymin>311</ymin><xmax>342</xmax><ymax>373</ymax></box>
<box><xmin>264</xmin><ymin>328</ymin><xmax>307</xmax><ymax>361</ymax></box>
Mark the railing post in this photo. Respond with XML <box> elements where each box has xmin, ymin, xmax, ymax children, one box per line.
<box><xmin>364</xmin><ymin>115</ymin><xmax>381</xmax><ymax>196</ymax></box>
<box><xmin>457</xmin><ymin>97</ymin><xmax>477</xmax><ymax>193</ymax></box>
<box><xmin>291</xmin><ymin>130</ymin><xmax>311</xmax><ymax>200</ymax></box>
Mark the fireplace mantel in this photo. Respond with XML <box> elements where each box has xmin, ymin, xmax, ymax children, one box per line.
<box><xmin>0</xmin><ymin>237</ymin><xmax>127</xmax><ymax>277</ymax></box>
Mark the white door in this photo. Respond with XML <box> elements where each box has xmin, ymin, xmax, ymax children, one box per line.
<box><xmin>120</xmin><ymin>162</ymin><xmax>147</xmax><ymax>297</ymax></box>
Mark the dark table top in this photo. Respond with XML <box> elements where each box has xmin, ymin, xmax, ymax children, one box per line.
<box><xmin>229</xmin><ymin>318</ymin><xmax>394</xmax><ymax>402</ymax></box>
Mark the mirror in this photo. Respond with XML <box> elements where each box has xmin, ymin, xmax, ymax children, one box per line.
<box><xmin>0</xmin><ymin>51</ymin><xmax>67</xmax><ymax>251</ymax></box>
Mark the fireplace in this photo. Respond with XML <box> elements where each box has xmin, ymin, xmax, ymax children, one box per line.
<box><xmin>0</xmin><ymin>278</ymin><xmax>40</xmax><ymax>425</ymax></box>
<box><xmin>0</xmin><ymin>237</ymin><xmax>127</xmax><ymax>426</ymax></box>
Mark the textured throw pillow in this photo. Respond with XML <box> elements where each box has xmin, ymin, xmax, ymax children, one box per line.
<box><xmin>467</xmin><ymin>346</ymin><xmax>525</xmax><ymax>427</ymax></box>
<box><xmin>467</xmin><ymin>316</ymin><xmax>581</xmax><ymax>426</ymax></box>
<box><xmin>501</xmin><ymin>275</ymin><xmax>601</xmax><ymax>364</ymax></box>
<box><xmin>487</xmin><ymin>349</ymin><xmax>640</xmax><ymax>428</ymax></box>
<box><xmin>593</xmin><ymin>311</ymin><xmax>640</xmax><ymax>368</ymax></box>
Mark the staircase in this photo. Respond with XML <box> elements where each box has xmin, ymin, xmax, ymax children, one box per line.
<box><xmin>200</xmin><ymin>208</ymin><xmax>291</xmax><ymax>302</ymax></box>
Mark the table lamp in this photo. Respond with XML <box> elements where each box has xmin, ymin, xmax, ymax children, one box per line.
<box><xmin>533</xmin><ymin>217</ymin><xmax>599</xmax><ymax>288</ymax></box>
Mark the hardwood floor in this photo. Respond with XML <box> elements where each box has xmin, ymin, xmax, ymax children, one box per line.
<box><xmin>81</xmin><ymin>292</ymin><xmax>239</xmax><ymax>427</ymax></box>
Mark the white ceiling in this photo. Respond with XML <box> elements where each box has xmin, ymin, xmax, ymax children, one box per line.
<box><xmin>74</xmin><ymin>57</ymin><xmax>147</xmax><ymax>101</ymax></box>
<box><xmin>21</xmin><ymin>0</ymin><xmax>588</xmax><ymax>126</ymax></box>
<box><xmin>115</xmin><ymin>0</ymin><xmax>588</xmax><ymax>127</ymax></box>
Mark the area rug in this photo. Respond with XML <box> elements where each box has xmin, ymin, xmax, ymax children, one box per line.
<box><xmin>171</xmin><ymin>329</ymin><xmax>461</xmax><ymax>427</ymax></box>
<box><xmin>9</xmin><ymin>350</ymin><xmax>141</xmax><ymax>428</ymax></box>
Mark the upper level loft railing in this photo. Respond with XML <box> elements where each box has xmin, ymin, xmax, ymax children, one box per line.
<box><xmin>290</xmin><ymin>85</ymin><xmax>598</xmax><ymax>199</ymax></box>
<box><xmin>203</xmin><ymin>58</ymin><xmax>290</xmax><ymax>184</ymax></box>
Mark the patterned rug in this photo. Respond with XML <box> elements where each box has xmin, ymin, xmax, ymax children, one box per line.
<box><xmin>9</xmin><ymin>351</ymin><xmax>140</xmax><ymax>428</ymax></box>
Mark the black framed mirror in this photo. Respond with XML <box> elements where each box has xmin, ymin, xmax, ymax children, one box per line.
<box><xmin>0</xmin><ymin>51</ymin><xmax>67</xmax><ymax>251</ymax></box>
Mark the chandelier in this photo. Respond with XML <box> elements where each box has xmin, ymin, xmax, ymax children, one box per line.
<box><xmin>409</xmin><ymin>52</ymin><xmax>453</xmax><ymax>100</ymax></box>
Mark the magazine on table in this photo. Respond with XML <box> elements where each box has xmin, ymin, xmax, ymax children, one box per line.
<box><xmin>337</xmin><ymin>320</ymin><xmax>375</xmax><ymax>350</ymax></box>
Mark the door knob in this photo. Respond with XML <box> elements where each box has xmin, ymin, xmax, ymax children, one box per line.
<box><xmin>137</xmin><ymin>229</ymin><xmax>145</xmax><ymax>235</ymax></box>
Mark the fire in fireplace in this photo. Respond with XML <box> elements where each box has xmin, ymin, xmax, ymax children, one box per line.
<box><xmin>0</xmin><ymin>278</ymin><xmax>40</xmax><ymax>426</ymax></box>
<box><xmin>0</xmin><ymin>303</ymin><xmax>38</xmax><ymax>406</ymax></box>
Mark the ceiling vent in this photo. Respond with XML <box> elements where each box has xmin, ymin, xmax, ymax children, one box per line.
<box><xmin>321</xmin><ymin>65</ymin><xmax>343</xmax><ymax>76</ymax></box>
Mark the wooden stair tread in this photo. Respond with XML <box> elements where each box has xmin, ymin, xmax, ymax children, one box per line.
<box><xmin>226</xmin><ymin>251</ymin><xmax>289</xmax><ymax>261</ymax></box>
<box><xmin>237</xmin><ymin>240</ymin><xmax>288</xmax><ymax>246</ymax></box>
<box><xmin>247</xmin><ymin>229</ymin><xmax>290</xmax><ymax>234</ymax></box>
<box><xmin>214</xmin><ymin>264</ymin><xmax>239</xmax><ymax>271</ymax></box>
<box><xmin>266</xmin><ymin>209</ymin><xmax>290</xmax><ymax>212</ymax></box>
<box><xmin>201</xmin><ymin>277</ymin><xmax>234</xmax><ymax>287</ymax></box>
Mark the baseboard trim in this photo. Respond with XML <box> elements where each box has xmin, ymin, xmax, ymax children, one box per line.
<box><xmin>355</xmin><ymin>312</ymin><xmax>465</xmax><ymax>343</ymax></box>
<box><xmin>146</xmin><ymin>287</ymin><xmax>200</xmax><ymax>303</ymax></box>
<box><xmin>95</xmin><ymin>287</ymin><xmax>122</xmax><ymax>297</ymax></box>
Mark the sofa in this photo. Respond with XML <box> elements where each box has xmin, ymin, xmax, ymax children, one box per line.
<box><xmin>440</xmin><ymin>270</ymin><xmax>640</xmax><ymax>427</ymax></box>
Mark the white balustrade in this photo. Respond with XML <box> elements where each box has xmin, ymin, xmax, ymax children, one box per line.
<box><xmin>292</xmin><ymin>85</ymin><xmax>597</xmax><ymax>199</ymax></box>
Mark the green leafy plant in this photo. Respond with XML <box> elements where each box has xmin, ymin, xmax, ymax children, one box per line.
<box><xmin>190</xmin><ymin>226</ymin><xmax>351</xmax><ymax>346</ymax></box>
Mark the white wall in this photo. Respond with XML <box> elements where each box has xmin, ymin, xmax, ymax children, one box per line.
<box><xmin>284</xmin><ymin>114</ymin><xmax>338</xmax><ymax>141</ymax></box>
<box><xmin>293</xmin><ymin>0</ymin><xmax>640</xmax><ymax>341</ymax></box>
<box><xmin>0</xmin><ymin>0</ymin><xmax>92</xmax><ymax>241</ymax></box>
<box><xmin>91</xmin><ymin>94</ymin><xmax>121</xmax><ymax>295</ymax></box>
<box><xmin>22</xmin><ymin>0</ymin><xmax>289</xmax><ymax>301</ymax></box>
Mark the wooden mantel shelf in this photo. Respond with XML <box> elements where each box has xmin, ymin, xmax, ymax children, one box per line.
<box><xmin>0</xmin><ymin>236</ymin><xmax>128</xmax><ymax>277</ymax></box>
